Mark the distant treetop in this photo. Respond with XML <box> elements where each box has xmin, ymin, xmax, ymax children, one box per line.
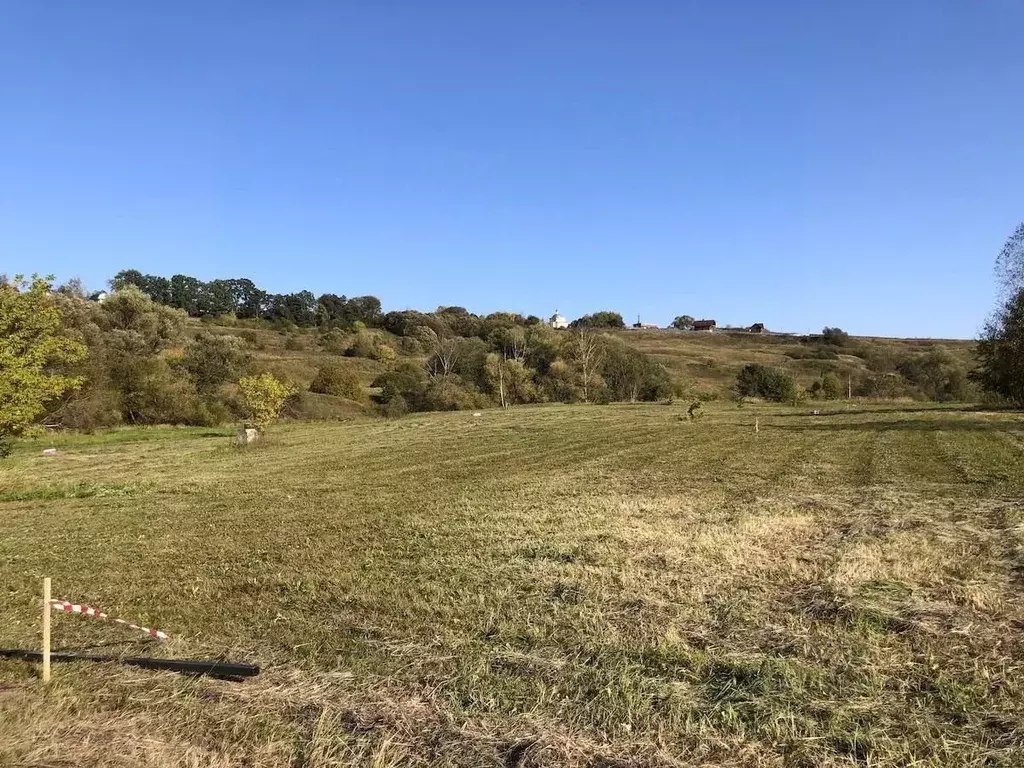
<box><xmin>569</xmin><ymin>311</ymin><xmax>625</xmax><ymax>329</ymax></box>
<box><xmin>821</xmin><ymin>327</ymin><xmax>850</xmax><ymax>346</ymax></box>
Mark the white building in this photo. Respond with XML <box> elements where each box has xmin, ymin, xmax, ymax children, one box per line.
<box><xmin>550</xmin><ymin>311</ymin><xmax>568</xmax><ymax>329</ymax></box>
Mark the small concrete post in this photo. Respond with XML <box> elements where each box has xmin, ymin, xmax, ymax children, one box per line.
<box><xmin>235</xmin><ymin>427</ymin><xmax>259</xmax><ymax>446</ymax></box>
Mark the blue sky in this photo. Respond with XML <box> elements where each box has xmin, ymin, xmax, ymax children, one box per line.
<box><xmin>2</xmin><ymin>2</ymin><xmax>1022</xmax><ymax>338</ymax></box>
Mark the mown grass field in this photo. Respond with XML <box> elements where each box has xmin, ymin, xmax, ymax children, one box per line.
<box><xmin>1</xmin><ymin>402</ymin><xmax>1023</xmax><ymax>766</ymax></box>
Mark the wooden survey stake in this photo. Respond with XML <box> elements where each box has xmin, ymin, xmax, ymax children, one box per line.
<box><xmin>42</xmin><ymin>577</ymin><xmax>51</xmax><ymax>683</ymax></box>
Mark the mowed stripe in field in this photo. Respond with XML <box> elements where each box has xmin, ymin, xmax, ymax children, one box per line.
<box><xmin>2</xmin><ymin>403</ymin><xmax>1023</xmax><ymax>767</ymax></box>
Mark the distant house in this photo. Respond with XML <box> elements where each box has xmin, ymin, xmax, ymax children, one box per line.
<box><xmin>88</xmin><ymin>291</ymin><xmax>108</xmax><ymax>303</ymax></box>
<box><xmin>692</xmin><ymin>319</ymin><xmax>716</xmax><ymax>332</ymax></box>
<box><xmin>748</xmin><ymin>323</ymin><xmax>765</xmax><ymax>334</ymax></box>
<box><xmin>550</xmin><ymin>311</ymin><xmax>568</xmax><ymax>330</ymax></box>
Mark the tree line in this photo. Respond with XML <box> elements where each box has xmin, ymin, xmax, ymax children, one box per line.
<box><xmin>112</xmin><ymin>269</ymin><xmax>384</xmax><ymax>328</ymax></box>
<box><xmin>3</xmin><ymin>230</ymin><xmax>1023</xmax><ymax>453</ymax></box>
<box><xmin>0</xmin><ymin>276</ymin><xmax>679</xmax><ymax>449</ymax></box>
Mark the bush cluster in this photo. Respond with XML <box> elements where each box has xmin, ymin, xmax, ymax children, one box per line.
<box><xmin>46</xmin><ymin>287</ymin><xmax>256</xmax><ymax>430</ymax></box>
<box><xmin>735</xmin><ymin>364</ymin><xmax>798</xmax><ymax>402</ymax></box>
<box><xmin>309</xmin><ymin>361</ymin><xmax>365</xmax><ymax>402</ymax></box>
<box><xmin>372</xmin><ymin>328</ymin><xmax>676</xmax><ymax>415</ymax></box>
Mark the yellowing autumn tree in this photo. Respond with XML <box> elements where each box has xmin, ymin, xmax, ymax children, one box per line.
<box><xmin>238</xmin><ymin>373</ymin><xmax>296</xmax><ymax>430</ymax></box>
<box><xmin>0</xmin><ymin>276</ymin><xmax>87</xmax><ymax>444</ymax></box>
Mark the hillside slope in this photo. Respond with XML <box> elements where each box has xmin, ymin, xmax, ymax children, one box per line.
<box><xmin>199</xmin><ymin>318</ymin><xmax>978</xmax><ymax>403</ymax></box>
<box><xmin>618</xmin><ymin>329</ymin><xmax>977</xmax><ymax>398</ymax></box>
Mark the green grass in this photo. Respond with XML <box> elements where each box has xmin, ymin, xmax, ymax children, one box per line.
<box><xmin>1</xmin><ymin>402</ymin><xmax>1023</xmax><ymax>766</ymax></box>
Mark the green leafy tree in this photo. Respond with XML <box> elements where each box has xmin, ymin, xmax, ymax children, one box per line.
<box><xmin>570</xmin><ymin>311</ymin><xmax>625</xmax><ymax>329</ymax></box>
<box><xmin>602</xmin><ymin>339</ymin><xmax>674</xmax><ymax>402</ymax></box>
<box><xmin>975</xmin><ymin>288</ymin><xmax>1024</xmax><ymax>406</ymax></box>
<box><xmin>898</xmin><ymin>349</ymin><xmax>971</xmax><ymax>402</ymax></box>
<box><xmin>372</xmin><ymin>362</ymin><xmax>428</xmax><ymax>410</ymax></box>
<box><xmin>97</xmin><ymin>287</ymin><xmax>192</xmax><ymax>424</ymax></box>
<box><xmin>200</xmin><ymin>279</ymin><xmax>238</xmax><ymax>316</ymax></box>
<box><xmin>181</xmin><ymin>333</ymin><xmax>253</xmax><ymax>397</ymax></box>
<box><xmin>346</xmin><ymin>295</ymin><xmax>383</xmax><ymax>326</ymax></box>
<box><xmin>484</xmin><ymin>354</ymin><xmax>536</xmax><ymax>407</ymax></box>
<box><xmin>671</xmin><ymin>315</ymin><xmax>695</xmax><ymax>330</ymax></box>
<box><xmin>239</xmin><ymin>373</ymin><xmax>297</xmax><ymax>430</ymax></box>
<box><xmin>821</xmin><ymin>373</ymin><xmax>843</xmax><ymax>400</ymax></box>
<box><xmin>101</xmin><ymin>285</ymin><xmax>184</xmax><ymax>347</ymax></box>
<box><xmin>975</xmin><ymin>224</ymin><xmax>1024</xmax><ymax>406</ymax></box>
<box><xmin>169</xmin><ymin>274</ymin><xmax>203</xmax><ymax>314</ymax></box>
<box><xmin>996</xmin><ymin>222</ymin><xmax>1024</xmax><ymax>300</ymax></box>
<box><xmin>0</xmin><ymin>276</ymin><xmax>87</xmax><ymax>441</ymax></box>
<box><xmin>822</xmin><ymin>327</ymin><xmax>850</xmax><ymax>346</ymax></box>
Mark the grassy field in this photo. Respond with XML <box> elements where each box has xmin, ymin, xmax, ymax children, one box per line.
<box><xmin>2</xmin><ymin>402</ymin><xmax>1023</xmax><ymax>766</ymax></box>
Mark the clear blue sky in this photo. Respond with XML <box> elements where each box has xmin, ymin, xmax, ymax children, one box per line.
<box><xmin>2</xmin><ymin>2</ymin><xmax>1022</xmax><ymax>338</ymax></box>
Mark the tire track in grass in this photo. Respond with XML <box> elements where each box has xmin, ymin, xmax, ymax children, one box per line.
<box><xmin>949</xmin><ymin>427</ymin><xmax>1024</xmax><ymax>491</ymax></box>
<box><xmin>929</xmin><ymin>429</ymin><xmax>984</xmax><ymax>488</ymax></box>
<box><xmin>844</xmin><ymin>427</ymin><xmax>880</xmax><ymax>490</ymax></box>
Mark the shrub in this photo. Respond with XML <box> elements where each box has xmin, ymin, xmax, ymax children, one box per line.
<box><xmin>239</xmin><ymin>329</ymin><xmax>266</xmax><ymax>351</ymax></box>
<box><xmin>397</xmin><ymin>336</ymin><xmax>421</xmax><ymax>355</ymax></box>
<box><xmin>484</xmin><ymin>354</ymin><xmax>538</xmax><ymax>406</ymax></box>
<box><xmin>822</xmin><ymin>327</ymin><xmax>850</xmax><ymax>346</ymax></box>
<box><xmin>283</xmin><ymin>335</ymin><xmax>305</xmax><ymax>351</ymax></box>
<box><xmin>735</xmin><ymin>364</ymin><xmax>798</xmax><ymax>402</ymax></box>
<box><xmin>410</xmin><ymin>324</ymin><xmax>439</xmax><ymax>349</ymax></box>
<box><xmin>239</xmin><ymin>373</ymin><xmax>297</xmax><ymax>430</ymax></box>
<box><xmin>346</xmin><ymin>330</ymin><xmax>381</xmax><ymax>359</ymax></box>
<box><xmin>898</xmin><ymin>350</ymin><xmax>973</xmax><ymax>402</ymax></box>
<box><xmin>419</xmin><ymin>378</ymin><xmax>492</xmax><ymax>411</ymax></box>
<box><xmin>821</xmin><ymin>373</ymin><xmax>844</xmax><ymax>400</ymax></box>
<box><xmin>785</xmin><ymin>347</ymin><xmax>839</xmax><ymax>361</ymax></box>
<box><xmin>540</xmin><ymin>359</ymin><xmax>577</xmax><ymax>402</ymax></box>
<box><xmin>309</xmin><ymin>362</ymin><xmax>365</xmax><ymax>402</ymax></box>
<box><xmin>49</xmin><ymin>386</ymin><xmax>123</xmax><ymax>431</ymax></box>
<box><xmin>318</xmin><ymin>329</ymin><xmax>351</xmax><ymax>355</ymax></box>
<box><xmin>601</xmin><ymin>341</ymin><xmax>675</xmax><ymax>402</ymax></box>
<box><xmin>380</xmin><ymin>394</ymin><xmax>408</xmax><ymax>418</ymax></box>
<box><xmin>373</xmin><ymin>343</ymin><xmax>397</xmax><ymax>363</ymax></box>
<box><xmin>853</xmin><ymin>373</ymin><xmax>913</xmax><ymax>399</ymax></box>
<box><xmin>372</xmin><ymin>362</ymin><xmax>428</xmax><ymax>404</ymax></box>
<box><xmin>180</xmin><ymin>333</ymin><xmax>252</xmax><ymax>396</ymax></box>
<box><xmin>857</xmin><ymin>346</ymin><xmax>898</xmax><ymax>373</ymax></box>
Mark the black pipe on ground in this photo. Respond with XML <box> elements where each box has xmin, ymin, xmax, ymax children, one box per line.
<box><xmin>0</xmin><ymin>649</ymin><xmax>260</xmax><ymax>680</ymax></box>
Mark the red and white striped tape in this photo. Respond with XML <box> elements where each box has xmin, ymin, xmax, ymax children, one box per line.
<box><xmin>49</xmin><ymin>599</ymin><xmax>169</xmax><ymax>641</ymax></box>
